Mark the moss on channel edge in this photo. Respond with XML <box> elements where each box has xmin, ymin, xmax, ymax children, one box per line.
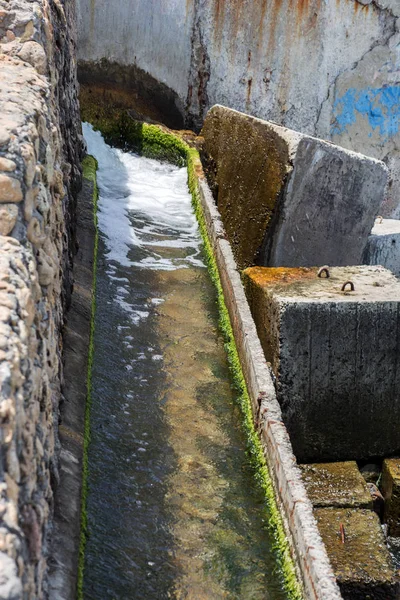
<box><xmin>186</xmin><ymin>149</ymin><xmax>303</xmax><ymax>600</ymax></box>
<box><xmin>77</xmin><ymin>155</ymin><xmax>99</xmax><ymax>600</ymax></box>
<box><xmin>79</xmin><ymin>113</ymin><xmax>303</xmax><ymax>600</ymax></box>
<box><xmin>80</xmin><ymin>103</ymin><xmax>187</xmax><ymax>166</ymax></box>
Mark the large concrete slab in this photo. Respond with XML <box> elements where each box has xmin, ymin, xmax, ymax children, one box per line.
<box><xmin>201</xmin><ymin>105</ymin><xmax>388</xmax><ymax>270</ymax></box>
<box><xmin>363</xmin><ymin>218</ymin><xmax>400</xmax><ymax>278</ymax></box>
<box><xmin>243</xmin><ymin>265</ymin><xmax>400</xmax><ymax>462</ymax></box>
<box><xmin>315</xmin><ymin>508</ymin><xmax>399</xmax><ymax>600</ymax></box>
<box><xmin>300</xmin><ymin>463</ymin><xmax>372</xmax><ymax>509</ymax></box>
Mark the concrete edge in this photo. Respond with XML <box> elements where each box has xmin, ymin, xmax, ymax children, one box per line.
<box><xmin>209</xmin><ymin>104</ymin><xmax>389</xmax><ymax>169</ymax></box>
<box><xmin>47</xmin><ymin>176</ymin><xmax>96</xmax><ymax>600</ymax></box>
<box><xmin>197</xmin><ymin>177</ymin><xmax>343</xmax><ymax>600</ymax></box>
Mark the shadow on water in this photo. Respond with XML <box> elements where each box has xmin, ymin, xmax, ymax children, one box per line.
<box><xmin>82</xmin><ymin>123</ymin><xmax>288</xmax><ymax>600</ymax></box>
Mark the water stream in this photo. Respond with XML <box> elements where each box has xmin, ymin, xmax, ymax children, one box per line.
<box><xmin>82</xmin><ymin>123</ymin><xmax>288</xmax><ymax>600</ymax></box>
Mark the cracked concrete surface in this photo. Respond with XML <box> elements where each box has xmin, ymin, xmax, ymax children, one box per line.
<box><xmin>316</xmin><ymin>2</ymin><xmax>399</xmax><ymax>214</ymax></box>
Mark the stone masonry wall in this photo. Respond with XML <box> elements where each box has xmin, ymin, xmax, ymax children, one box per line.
<box><xmin>77</xmin><ymin>0</ymin><xmax>400</xmax><ymax>215</ymax></box>
<box><xmin>0</xmin><ymin>0</ymin><xmax>82</xmax><ymax>597</ymax></box>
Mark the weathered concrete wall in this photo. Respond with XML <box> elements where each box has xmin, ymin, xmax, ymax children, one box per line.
<box><xmin>76</xmin><ymin>0</ymin><xmax>400</xmax><ymax>212</ymax></box>
<box><xmin>0</xmin><ymin>0</ymin><xmax>82</xmax><ymax>596</ymax></box>
<box><xmin>202</xmin><ymin>105</ymin><xmax>387</xmax><ymax>270</ymax></box>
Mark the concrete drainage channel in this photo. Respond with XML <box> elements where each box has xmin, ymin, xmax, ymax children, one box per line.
<box><xmin>78</xmin><ymin>123</ymin><xmax>298</xmax><ymax>599</ymax></box>
<box><xmin>49</xmin><ymin>96</ymin><xmax>400</xmax><ymax>599</ymax></box>
<box><xmin>1</xmin><ymin>0</ymin><xmax>400</xmax><ymax>598</ymax></box>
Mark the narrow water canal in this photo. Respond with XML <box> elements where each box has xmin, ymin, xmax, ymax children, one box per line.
<box><xmin>82</xmin><ymin>123</ymin><xmax>288</xmax><ymax>600</ymax></box>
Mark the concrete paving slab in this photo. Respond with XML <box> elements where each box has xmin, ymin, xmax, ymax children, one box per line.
<box><xmin>243</xmin><ymin>264</ymin><xmax>400</xmax><ymax>462</ymax></box>
<box><xmin>300</xmin><ymin>462</ymin><xmax>372</xmax><ymax>509</ymax></box>
<box><xmin>202</xmin><ymin>105</ymin><xmax>388</xmax><ymax>270</ymax></box>
<box><xmin>314</xmin><ymin>508</ymin><xmax>399</xmax><ymax>600</ymax></box>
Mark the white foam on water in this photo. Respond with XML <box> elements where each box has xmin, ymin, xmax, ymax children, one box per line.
<box><xmin>83</xmin><ymin>122</ymin><xmax>205</xmax><ymax>326</ymax></box>
<box><xmin>83</xmin><ymin>123</ymin><xmax>204</xmax><ymax>272</ymax></box>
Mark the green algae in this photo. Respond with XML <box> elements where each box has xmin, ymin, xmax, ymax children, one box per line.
<box><xmin>186</xmin><ymin>148</ymin><xmax>303</xmax><ymax>600</ymax></box>
<box><xmin>79</xmin><ymin>109</ymin><xmax>303</xmax><ymax>599</ymax></box>
<box><xmin>77</xmin><ymin>155</ymin><xmax>99</xmax><ymax>600</ymax></box>
<box><xmin>80</xmin><ymin>103</ymin><xmax>187</xmax><ymax>166</ymax></box>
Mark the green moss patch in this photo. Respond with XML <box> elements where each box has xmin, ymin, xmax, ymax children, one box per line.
<box><xmin>186</xmin><ymin>150</ymin><xmax>303</xmax><ymax>600</ymax></box>
<box><xmin>81</xmin><ymin>103</ymin><xmax>187</xmax><ymax>166</ymax></box>
<box><xmin>77</xmin><ymin>155</ymin><xmax>99</xmax><ymax>600</ymax></box>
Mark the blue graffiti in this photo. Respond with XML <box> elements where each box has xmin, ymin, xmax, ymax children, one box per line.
<box><xmin>332</xmin><ymin>85</ymin><xmax>400</xmax><ymax>139</ymax></box>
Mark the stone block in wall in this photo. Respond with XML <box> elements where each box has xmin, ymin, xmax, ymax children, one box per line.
<box><xmin>201</xmin><ymin>105</ymin><xmax>388</xmax><ymax>270</ymax></box>
<box><xmin>314</xmin><ymin>508</ymin><xmax>399</xmax><ymax>599</ymax></box>
<box><xmin>300</xmin><ymin>462</ymin><xmax>372</xmax><ymax>509</ymax></box>
<box><xmin>363</xmin><ymin>218</ymin><xmax>400</xmax><ymax>278</ymax></box>
<box><xmin>243</xmin><ymin>265</ymin><xmax>400</xmax><ymax>462</ymax></box>
<box><xmin>382</xmin><ymin>458</ymin><xmax>400</xmax><ymax>537</ymax></box>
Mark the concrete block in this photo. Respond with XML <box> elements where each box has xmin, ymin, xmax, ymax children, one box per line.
<box><xmin>201</xmin><ymin>105</ymin><xmax>388</xmax><ymax>270</ymax></box>
<box><xmin>382</xmin><ymin>458</ymin><xmax>400</xmax><ymax>537</ymax></box>
<box><xmin>363</xmin><ymin>218</ymin><xmax>400</xmax><ymax>278</ymax></box>
<box><xmin>300</xmin><ymin>462</ymin><xmax>372</xmax><ymax>509</ymax></box>
<box><xmin>314</xmin><ymin>508</ymin><xmax>399</xmax><ymax>599</ymax></box>
<box><xmin>243</xmin><ymin>264</ymin><xmax>400</xmax><ymax>462</ymax></box>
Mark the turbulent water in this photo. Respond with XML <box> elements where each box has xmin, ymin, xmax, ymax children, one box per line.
<box><xmin>82</xmin><ymin>123</ymin><xmax>287</xmax><ymax>600</ymax></box>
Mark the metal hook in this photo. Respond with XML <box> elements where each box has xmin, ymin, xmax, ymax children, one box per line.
<box><xmin>341</xmin><ymin>281</ymin><xmax>355</xmax><ymax>292</ymax></box>
<box><xmin>317</xmin><ymin>266</ymin><xmax>330</xmax><ymax>279</ymax></box>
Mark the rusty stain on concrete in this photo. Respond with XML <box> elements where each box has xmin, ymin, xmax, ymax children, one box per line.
<box><xmin>265</xmin><ymin>0</ymin><xmax>284</xmax><ymax>64</ymax></box>
<box><xmin>246</xmin><ymin>77</ymin><xmax>253</xmax><ymax>107</ymax></box>
<box><xmin>213</xmin><ymin>0</ymin><xmax>226</xmax><ymax>45</ymax></box>
<box><xmin>185</xmin><ymin>0</ymin><xmax>193</xmax><ymax>20</ymax></box>
<box><xmin>243</xmin><ymin>266</ymin><xmax>315</xmax><ymax>288</ymax></box>
<box><xmin>296</xmin><ymin>0</ymin><xmax>311</xmax><ymax>23</ymax></box>
<box><xmin>257</xmin><ymin>0</ymin><xmax>269</xmax><ymax>46</ymax></box>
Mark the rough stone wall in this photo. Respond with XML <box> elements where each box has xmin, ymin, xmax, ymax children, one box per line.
<box><xmin>77</xmin><ymin>0</ymin><xmax>400</xmax><ymax>213</ymax></box>
<box><xmin>0</xmin><ymin>0</ymin><xmax>82</xmax><ymax>597</ymax></box>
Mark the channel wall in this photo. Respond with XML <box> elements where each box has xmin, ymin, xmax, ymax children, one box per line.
<box><xmin>0</xmin><ymin>0</ymin><xmax>82</xmax><ymax>596</ymax></box>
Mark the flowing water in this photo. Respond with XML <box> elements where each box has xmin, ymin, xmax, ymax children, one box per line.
<box><xmin>82</xmin><ymin>123</ymin><xmax>288</xmax><ymax>600</ymax></box>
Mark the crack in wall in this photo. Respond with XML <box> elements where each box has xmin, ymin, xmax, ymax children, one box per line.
<box><xmin>354</xmin><ymin>0</ymin><xmax>399</xmax><ymax>20</ymax></box>
<box><xmin>315</xmin><ymin>3</ymin><xmax>398</xmax><ymax>137</ymax></box>
<box><xmin>185</xmin><ymin>0</ymin><xmax>210</xmax><ymax>131</ymax></box>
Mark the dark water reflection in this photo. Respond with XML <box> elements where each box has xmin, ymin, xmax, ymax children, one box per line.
<box><xmin>82</xmin><ymin>123</ymin><xmax>288</xmax><ymax>600</ymax></box>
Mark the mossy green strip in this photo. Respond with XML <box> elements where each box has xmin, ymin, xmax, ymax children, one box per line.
<box><xmin>185</xmin><ymin>149</ymin><xmax>303</xmax><ymax>600</ymax></box>
<box><xmin>79</xmin><ymin>111</ymin><xmax>303</xmax><ymax>599</ymax></box>
<box><xmin>77</xmin><ymin>155</ymin><xmax>99</xmax><ymax>600</ymax></box>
